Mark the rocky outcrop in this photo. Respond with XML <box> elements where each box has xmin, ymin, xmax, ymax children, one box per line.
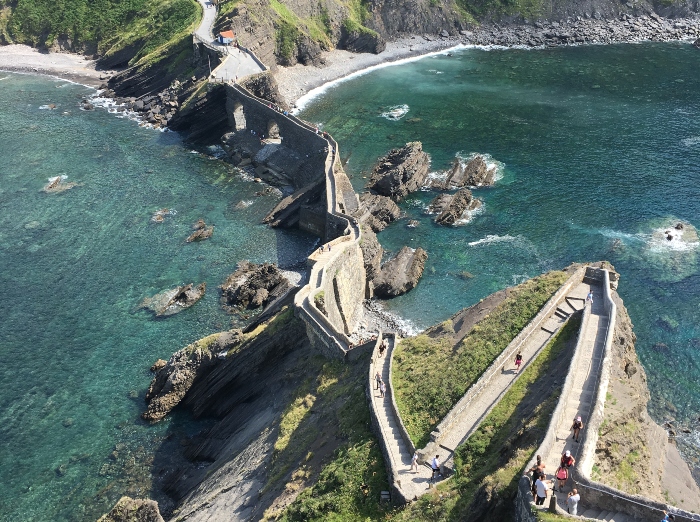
<box><xmin>359</xmin><ymin>225</ymin><xmax>384</xmax><ymax>281</ymax></box>
<box><xmin>373</xmin><ymin>246</ymin><xmax>427</xmax><ymax>298</ymax></box>
<box><xmin>42</xmin><ymin>175</ymin><xmax>78</xmax><ymax>193</ymax></box>
<box><xmin>97</xmin><ymin>496</ymin><xmax>164</xmax><ymax>522</ymax></box>
<box><xmin>340</xmin><ymin>25</ymin><xmax>386</xmax><ymax>54</ymax></box>
<box><xmin>432</xmin><ymin>155</ymin><xmax>496</xmax><ymax>190</ymax></box>
<box><xmin>359</xmin><ymin>193</ymin><xmax>401</xmax><ymax>232</ymax></box>
<box><xmin>140</xmin><ymin>283</ymin><xmax>206</xmax><ymax>317</ymax></box>
<box><xmin>366</xmin><ymin>142</ymin><xmax>430</xmax><ymax>201</ymax></box>
<box><xmin>167</xmin><ymin>81</ymin><xmax>230</xmax><ymax>143</ymax></box>
<box><xmin>430</xmin><ymin>189</ymin><xmax>482</xmax><ymax>226</ymax></box>
<box><xmin>142</xmin><ymin>330</ymin><xmax>244</xmax><ymax>422</ymax></box>
<box><xmin>220</xmin><ymin>261</ymin><xmax>291</xmax><ymax>310</ymax></box>
<box><xmin>241</xmin><ymin>72</ymin><xmax>289</xmax><ymax>110</ymax></box>
<box><xmin>186</xmin><ymin>219</ymin><xmax>214</xmax><ymax>242</ymax></box>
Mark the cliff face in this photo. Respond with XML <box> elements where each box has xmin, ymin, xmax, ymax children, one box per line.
<box><xmin>594</xmin><ymin>296</ymin><xmax>700</xmax><ymax>511</ymax></box>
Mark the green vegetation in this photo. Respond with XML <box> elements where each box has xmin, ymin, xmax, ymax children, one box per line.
<box><xmin>5</xmin><ymin>0</ymin><xmax>200</xmax><ymax>67</ymax></box>
<box><xmin>276</xmin><ymin>20</ymin><xmax>300</xmax><ymax>61</ymax></box>
<box><xmin>273</xmin><ymin>357</ymin><xmax>391</xmax><ymax>522</ymax></box>
<box><xmin>389</xmin><ymin>314</ymin><xmax>580</xmax><ymax>521</ymax></box>
<box><xmin>536</xmin><ymin>512</ymin><xmax>571</xmax><ymax>522</ymax></box>
<box><xmin>393</xmin><ymin>270</ymin><xmax>569</xmax><ymax>447</ymax></box>
<box><xmin>455</xmin><ymin>0</ymin><xmax>546</xmax><ymax>21</ymax></box>
<box><xmin>341</xmin><ymin>17</ymin><xmax>378</xmax><ymax>37</ymax></box>
<box><xmin>314</xmin><ymin>290</ymin><xmax>326</xmax><ymax>313</ymax></box>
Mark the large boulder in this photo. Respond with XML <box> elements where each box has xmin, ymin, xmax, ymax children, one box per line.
<box><xmin>373</xmin><ymin>246</ymin><xmax>427</xmax><ymax>298</ymax></box>
<box><xmin>340</xmin><ymin>25</ymin><xmax>386</xmax><ymax>54</ymax></box>
<box><xmin>97</xmin><ymin>496</ymin><xmax>164</xmax><ymax>522</ymax></box>
<box><xmin>431</xmin><ymin>189</ymin><xmax>482</xmax><ymax>226</ymax></box>
<box><xmin>360</xmin><ymin>193</ymin><xmax>401</xmax><ymax>232</ymax></box>
<box><xmin>366</xmin><ymin>142</ymin><xmax>430</xmax><ymax>201</ymax></box>
<box><xmin>220</xmin><ymin>261</ymin><xmax>291</xmax><ymax>310</ymax></box>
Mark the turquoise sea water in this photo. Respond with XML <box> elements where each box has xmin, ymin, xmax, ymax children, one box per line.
<box><xmin>298</xmin><ymin>42</ymin><xmax>700</xmax><ymax>455</ymax></box>
<box><xmin>0</xmin><ymin>73</ymin><xmax>315</xmax><ymax>521</ymax></box>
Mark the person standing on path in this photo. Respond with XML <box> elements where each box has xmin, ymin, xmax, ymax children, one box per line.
<box><xmin>410</xmin><ymin>452</ymin><xmax>419</xmax><ymax>473</ymax></box>
<box><xmin>527</xmin><ymin>455</ymin><xmax>546</xmax><ymax>496</ymax></box>
<box><xmin>378</xmin><ymin>339</ymin><xmax>386</xmax><ymax>357</ymax></box>
<box><xmin>375</xmin><ymin>371</ymin><xmax>382</xmax><ymax>390</ymax></box>
<box><xmin>560</xmin><ymin>450</ymin><xmax>575</xmax><ymax>469</ymax></box>
<box><xmin>586</xmin><ymin>290</ymin><xmax>594</xmax><ymax>307</ymax></box>
<box><xmin>430</xmin><ymin>455</ymin><xmax>441</xmax><ymax>481</ymax></box>
<box><xmin>567</xmin><ymin>489</ymin><xmax>580</xmax><ymax>515</ymax></box>
<box><xmin>380</xmin><ymin>380</ymin><xmax>386</xmax><ymax>398</ymax></box>
<box><xmin>662</xmin><ymin>511</ymin><xmax>676</xmax><ymax>521</ymax></box>
<box><xmin>554</xmin><ymin>465</ymin><xmax>569</xmax><ymax>492</ymax></box>
<box><xmin>571</xmin><ymin>415</ymin><xmax>584</xmax><ymax>442</ymax></box>
<box><xmin>534</xmin><ymin>473</ymin><xmax>550</xmax><ymax>505</ymax></box>
<box><xmin>514</xmin><ymin>352</ymin><xmax>523</xmax><ymax>373</ymax></box>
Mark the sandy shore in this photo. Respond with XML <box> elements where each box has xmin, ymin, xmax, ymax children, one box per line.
<box><xmin>274</xmin><ymin>35</ymin><xmax>461</xmax><ymax>107</ymax></box>
<box><xmin>0</xmin><ymin>44</ymin><xmax>113</xmax><ymax>87</ymax></box>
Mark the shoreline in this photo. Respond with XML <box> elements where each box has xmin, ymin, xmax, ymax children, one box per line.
<box><xmin>0</xmin><ymin>44</ymin><xmax>113</xmax><ymax>88</ymax></box>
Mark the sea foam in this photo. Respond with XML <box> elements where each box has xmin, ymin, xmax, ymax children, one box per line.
<box><xmin>380</xmin><ymin>104</ymin><xmax>409</xmax><ymax>121</ymax></box>
<box><xmin>468</xmin><ymin>234</ymin><xmax>520</xmax><ymax>247</ymax></box>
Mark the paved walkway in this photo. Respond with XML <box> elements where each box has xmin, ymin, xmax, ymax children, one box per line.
<box><xmin>194</xmin><ymin>0</ymin><xmax>264</xmax><ymax>81</ymax></box>
<box><xmin>371</xmin><ymin>337</ymin><xmax>433</xmax><ymax>500</ymax></box>
<box><xmin>437</xmin><ymin>282</ymin><xmax>590</xmax><ymax>472</ymax></box>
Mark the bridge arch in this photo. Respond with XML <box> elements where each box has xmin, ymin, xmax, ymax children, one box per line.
<box><xmin>267</xmin><ymin>119</ymin><xmax>280</xmax><ymax>140</ymax></box>
<box><xmin>233</xmin><ymin>101</ymin><xmax>246</xmax><ymax>130</ymax></box>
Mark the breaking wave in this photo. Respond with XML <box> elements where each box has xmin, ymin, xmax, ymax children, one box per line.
<box><xmin>380</xmin><ymin>104</ymin><xmax>409</xmax><ymax>121</ymax></box>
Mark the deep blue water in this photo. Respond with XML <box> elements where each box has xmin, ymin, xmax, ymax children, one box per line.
<box><xmin>0</xmin><ymin>73</ymin><xmax>315</xmax><ymax>521</ymax></box>
<box><xmin>297</xmin><ymin>42</ymin><xmax>700</xmax><ymax>446</ymax></box>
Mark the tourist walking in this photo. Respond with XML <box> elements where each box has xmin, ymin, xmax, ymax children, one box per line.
<box><xmin>662</xmin><ymin>510</ymin><xmax>676</xmax><ymax>521</ymax></box>
<box><xmin>411</xmin><ymin>451</ymin><xmax>419</xmax><ymax>473</ymax></box>
<box><xmin>375</xmin><ymin>371</ymin><xmax>382</xmax><ymax>390</ymax></box>
<box><xmin>561</xmin><ymin>450</ymin><xmax>575</xmax><ymax>469</ymax></box>
<box><xmin>586</xmin><ymin>290</ymin><xmax>594</xmax><ymax>306</ymax></box>
<box><xmin>379</xmin><ymin>380</ymin><xmax>386</xmax><ymax>398</ymax></box>
<box><xmin>554</xmin><ymin>465</ymin><xmax>568</xmax><ymax>492</ymax></box>
<box><xmin>534</xmin><ymin>473</ymin><xmax>550</xmax><ymax>505</ymax></box>
<box><xmin>514</xmin><ymin>352</ymin><xmax>523</xmax><ymax>373</ymax></box>
<box><xmin>430</xmin><ymin>455</ymin><xmax>441</xmax><ymax>481</ymax></box>
<box><xmin>567</xmin><ymin>489</ymin><xmax>580</xmax><ymax>515</ymax></box>
<box><xmin>378</xmin><ymin>339</ymin><xmax>386</xmax><ymax>358</ymax></box>
<box><xmin>571</xmin><ymin>415</ymin><xmax>584</xmax><ymax>442</ymax></box>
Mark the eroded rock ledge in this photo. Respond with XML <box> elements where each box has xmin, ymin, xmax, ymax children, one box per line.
<box><xmin>373</xmin><ymin>246</ymin><xmax>428</xmax><ymax>298</ymax></box>
<box><xmin>97</xmin><ymin>496</ymin><xmax>164</xmax><ymax>522</ymax></box>
<box><xmin>366</xmin><ymin>142</ymin><xmax>430</xmax><ymax>201</ymax></box>
<box><xmin>219</xmin><ymin>261</ymin><xmax>292</xmax><ymax>310</ymax></box>
<box><xmin>429</xmin><ymin>188</ymin><xmax>482</xmax><ymax>226</ymax></box>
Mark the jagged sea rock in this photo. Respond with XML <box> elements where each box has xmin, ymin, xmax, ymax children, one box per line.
<box><xmin>366</xmin><ymin>142</ymin><xmax>430</xmax><ymax>201</ymax></box>
<box><xmin>42</xmin><ymin>176</ymin><xmax>78</xmax><ymax>193</ymax></box>
<box><xmin>220</xmin><ymin>261</ymin><xmax>291</xmax><ymax>310</ymax></box>
<box><xmin>140</xmin><ymin>283</ymin><xmax>206</xmax><ymax>317</ymax></box>
<box><xmin>434</xmin><ymin>154</ymin><xmax>497</xmax><ymax>190</ymax></box>
<box><xmin>359</xmin><ymin>225</ymin><xmax>383</xmax><ymax>281</ymax></box>
<box><xmin>186</xmin><ymin>219</ymin><xmax>214</xmax><ymax>242</ymax></box>
<box><xmin>143</xmin><ymin>330</ymin><xmax>244</xmax><ymax>421</ymax></box>
<box><xmin>150</xmin><ymin>359</ymin><xmax>167</xmax><ymax>372</ymax></box>
<box><xmin>97</xmin><ymin>496</ymin><xmax>164</xmax><ymax>522</ymax></box>
<box><xmin>431</xmin><ymin>189</ymin><xmax>482</xmax><ymax>226</ymax></box>
<box><xmin>359</xmin><ymin>193</ymin><xmax>401</xmax><ymax>232</ymax></box>
<box><xmin>373</xmin><ymin>246</ymin><xmax>427</xmax><ymax>298</ymax></box>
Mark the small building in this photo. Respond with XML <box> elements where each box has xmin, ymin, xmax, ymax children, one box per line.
<box><xmin>218</xmin><ymin>30</ymin><xmax>235</xmax><ymax>45</ymax></box>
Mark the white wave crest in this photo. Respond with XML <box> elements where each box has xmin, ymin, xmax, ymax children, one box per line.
<box><xmin>453</xmin><ymin>203</ymin><xmax>484</xmax><ymax>226</ymax></box>
<box><xmin>380</xmin><ymin>104</ymin><xmax>409</xmax><ymax>121</ymax></box>
<box><xmin>468</xmin><ymin>234</ymin><xmax>520</xmax><ymax>247</ymax></box>
<box><xmin>458</xmin><ymin>152</ymin><xmax>506</xmax><ymax>183</ymax></box>
<box><xmin>682</xmin><ymin>136</ymin><xmax>700</xmax><ymax>147</ymax></box>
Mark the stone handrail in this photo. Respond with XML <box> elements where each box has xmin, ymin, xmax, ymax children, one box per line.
<box><xmin>367</xmin><ymin>333</ymin><xmax>408</xmax><ymax>503</ymax></box>
<box><xmin>426</xmin><ymin>267</ymin><xmax>586</xmax><ymax>447</ymax></box>
<box><xmin>193</xmin><ymin>33</ymin><xmax>225</xmax><ymax>55</ymax></box>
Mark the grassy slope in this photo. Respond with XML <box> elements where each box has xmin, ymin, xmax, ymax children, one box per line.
<box><xmin>4</xmin><ymin>0</ymin><xmax>200</xmax><ymax>67</ymax></box>
<box><xmin>389</xmin><ymin>315</ymin><xmax>580</xmax><ymax>522</ymax></box>
<box><xmin>393</xmin><ymin>270</ymin><xmax>569</xmax><ymax>448</ymax></box>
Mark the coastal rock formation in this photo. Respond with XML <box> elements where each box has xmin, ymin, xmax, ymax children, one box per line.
<box><xmin>240</xmin><ymin>72</ymin><xmax>289</xmax><ymax>110</ymax></box>
<box><xmin>359</xmin><ymin>193</ymin><xmax>401</xmax><ymax>232</ymax></box>
<box><xmin>186</xmin><ymin>219</ymin><xmax>214</xmax><ymax>242</ymax></box>
<box><xmin>430</xmin><ymin>189</ymin><xmax>482</xmax><ymax>226</ymax></box>
<box><xmin>42</xmin><ymin>175</ymin><xmax>78</xmax><ymax>193</ymax></box>
<box><xmin>366</xmin><ymin>142</ymin><xmax>430</xmax><ymax>201</ymax></box>
<box><xmin>593</xmin><ymin>295</ymin><xmax>700</xmax><ymax>511</ymax></box>
<box><xmin>97</xmin><ymin>496</ymin><xmax>164</xmax><ymax>522</ymax></box>
<box><xmin>140</xmin><ymin>283</ymin><xmax>206</xmax><ymax>317</ymax></box>
<box><xmin>143</xmin><ymin>329</ymin><xmax>244</xmax><ymax>422</ymax></box>
<box><xmin>359</xmin><ymin>225</ymin><xmax>383</xmax><ymax>281</ymax></box>
<box><xmin>432</xmin><ymin>155</ymin><xmax>497</xmax><ymax>190</ymax></box>
<box><xmin>263</xmin><ymin>180</ymin><xmax>325</xmax><ymax>228</ymax></box>
<box><xmin>220</xmin><ymin>261</ymin><xmax>291</xmax><ymax>310</ymax></box>
<box><xmin>373</xmin><ymin>246</ymin><xmax>427</xmax><ymax>298</ymax></box>
<box><xmin>340</xmin><ymin>25</ymin><xmax>386</xmax><ymax>54</ymax></box>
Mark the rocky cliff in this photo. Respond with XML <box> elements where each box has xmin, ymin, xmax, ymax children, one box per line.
<box><xmin>594</xmin><ymin>296</ymin><xmax>700</xmax><ymax>511</ymax></box>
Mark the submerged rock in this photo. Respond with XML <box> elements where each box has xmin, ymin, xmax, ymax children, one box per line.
<box><xmin>186</xmin><ymin>219</ymin><xmax>214</xmax><ymax>242</ymax></box>
<box><xmin>431</xmin><ymin>189</ymin><xmax>482</xmax><ymax>226</ymax></box>
<box><xmin>42</xmin><ymin>175</ymin><xmax>78</xmax><ymax>193</ymax></box>
<box><xmin>366</xmin><ymin>142</ymin><xmax>430</xmax><ymax>201</ymax></box>
<box><xmin>359</xmin><ymin>193</ymin><xmax>401</xmax><ymax>232</ymax></box>
<box><xmin>220</xmin><ymin>261</ymin><xmax>291</xmax><ymax>310</ymax></box>
<box><xmin>97</xmin><ymin>496</ymin><xmax>164</xmax><ymax>522</ymax></box>
<box><xmin>140</xmin><ymin>283</ymin><xmax>206</xmax><ymax>317</ymax></box>
<box><xmin>373</xmin><ymin>246</ymin><xmax>427</xmax><ymax>298</ymax></box>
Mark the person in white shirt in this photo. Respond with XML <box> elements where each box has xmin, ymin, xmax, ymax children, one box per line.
<box><xmin>534</xmin><ymin>473</ymin><xmax>550</xmax><ymax>505</ymax></box>
<box><xmin>410</xmin><ymin>452</ymin><xmax>418</xmax><ymax>473</ymax></box>
<box><xmin>431</xmin><ymin>455</ymin><xmax>441</xmax><ymax>481</ymax></box>
<box><xmin>567</xmin><ymin>489</ymin><xmax>580</xmax><ymax>515</ymax></box>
